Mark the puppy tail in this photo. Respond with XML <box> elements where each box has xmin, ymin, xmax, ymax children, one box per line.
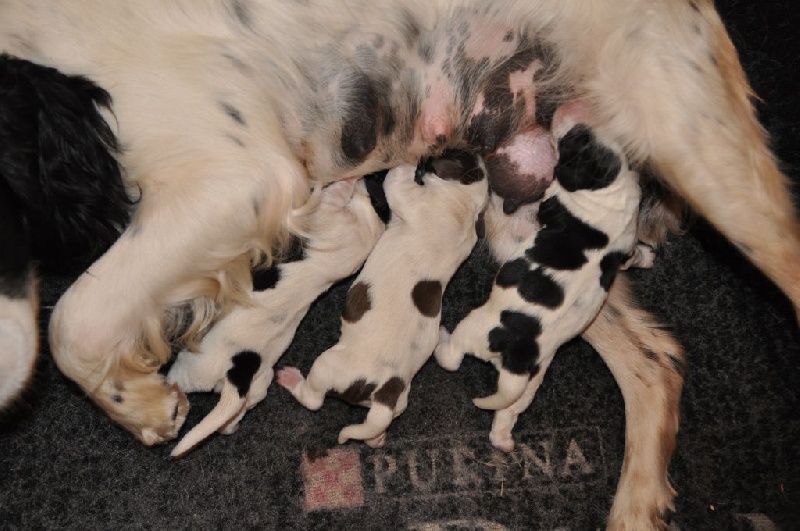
<box><xmin>171</xmin><ymin>380</ymin><xmax>244</xmax><ymax>458</ymax></box>
<box><xmin>472</xmin><ymin>370</ymin><xmax>529</xmax><ymax>411</ymax></box>
<box><xmin>337</xmin><ymin>403</ymin><xmax>394</xmax><ymax>446</ymax></box>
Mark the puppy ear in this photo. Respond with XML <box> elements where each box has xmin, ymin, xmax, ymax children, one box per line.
<box><xmin>554</xmin><ymin>125</ymin><xmax>621</xmax><ymax>192</ymax></box>
<box><xmin>427</xmin><ymin>150</ymin><xmax>485</xmax><ymax>184</ymax></box>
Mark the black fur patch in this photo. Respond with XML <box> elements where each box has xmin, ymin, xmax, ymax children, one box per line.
<box><xmin>227</xmin><ymin>350</ymin><xmax>262</xmax><ymax>397</ymax></box>
<box><xmin>411</xmin><ymin>280</ymin><xmax>443</xmax><ymax>317</ymax></box>
<box><xmin>475</xmin><ymin>211</ymin><xmax>486</xmax><ymax>239</ymax></box>
<box><xmin>0</xmin><ymin>178</ymin><xmax>32</xmax><ymax>298</ymax></box>
<box><xmin>343</xmin><ymin>281</ymin><xmax>372</xmax><ymax>323</ymax></box>
<box><xmin>253</xmin><ymin>265</ymin><xmax>281</xmax><ymax>291</ymax></box>
<box><xmin>495</xmin><ymin>258</ymin><xmax>529</xmax><ymax>288</ymax></box>
<box><xmin>364</xmin><ymin>170</ymin><xmax>392</xmax><ymax>224</ymax></box>
<box><xmin>373</xmin><ymin>377</ymin><xmax>406</xmax><ymax>409</ymax></box>
<box><xmin>340</xmin><ymin>74</ymin><xmax>380</xmax><ymax>165</ymax></box>
<box><xmin>334</xmin><ymin>378</ymin><xmax>377</xmax><ymax>406</ymax></box>
<box><xmin>527</xmin><ymin>196</ymin><xmax>609</xmax><ymax>270</ymax></box>
<box><xmin>487</xmin><ymin>310</ymin><xmax>543</xmax><ymax>375</ymax></box>
<box><xmin>599</xmin><ymin>251</ymin><xmax>630</xmax><ymax>291</ymax></box>
<box><xmin>518</xmin><ymin>268</ymin><xmax>564</xmax><ymax>309</ymax></box>
<box><xmin>554</xmin><ymin>125</ymin><xmax>622</xmax><ymax>192</ymax></box>
<box><xmin>0</xmin><ymin>54</ymin><xmax>130</xmax><ymax>272</ymax></box>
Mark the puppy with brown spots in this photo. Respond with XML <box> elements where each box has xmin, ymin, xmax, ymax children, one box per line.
<box><xmin>435</xmin><ymin>102</ymin><xmax>644</xmax><ymax>452</ymax></box>
<box><xmin>167</xmin><ymin>178</ymin><xmax>385</xmax><ymax>457</ymax></box>
<box><xmin>277</xmin><ymin>151</ymin><xmax>488</xmax><ymax>448</ymax></box>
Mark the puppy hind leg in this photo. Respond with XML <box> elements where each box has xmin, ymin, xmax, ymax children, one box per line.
<box><xmin>276</xmin><ymin>366</ymin><xmax>327</xmax><ymax>411</ymax></box>
<box><xmin>582</xmin><ymin>275</ymin><xmax>683</xmax><ymax>530</ymax></box>
<box><xmin>488</xmin><ymin>356</ymin><xmax>554</xmax><ymax>453</ymax></box>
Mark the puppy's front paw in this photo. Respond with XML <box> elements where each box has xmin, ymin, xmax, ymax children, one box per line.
<box><xmin>625</xmin><ymin>244</ymin><xmax>656</xmax><ymax>270</ymax></box>
<box><xmin>276</xmin><ymin>366</ymin><xmax>304</xmax><ymax>391</ymax></box>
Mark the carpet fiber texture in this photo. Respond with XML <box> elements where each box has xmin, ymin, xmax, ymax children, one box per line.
<box><xmin>1</xmin><ymin>2</ymin><xmax>798</xmax><ymax>529</ymax></box>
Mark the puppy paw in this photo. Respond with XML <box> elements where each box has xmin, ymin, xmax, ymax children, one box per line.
<box><xmin>276</xmin><ymin>366</ymin><xmax>304</xmax><ymax>391</ymax></box>
<box><xmin>489</xmin><ymin>429</ymin><xmax>515</xmax><ymax>453</ymax></box>
<box><xmin>0</xmin><ymin>301</ymin><xmax>38</xmax><ymax>410</ymax></box>
<box><xmin>625</xmin><ymin>244</ymin><xmax>656</xmax><ymax>270</ymax></box>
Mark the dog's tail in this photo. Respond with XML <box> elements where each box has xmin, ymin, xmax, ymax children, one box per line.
<box><xmin>171</xmin><ymin>379</ymin><xmax>245</xmax><ymax>458</ymax></box>
<box><xmin>472</xmin><ymin>369</ymin><xmax>529</xmax><ymax>411</ymax></box>
<box><xmin>337</xmin><ymin>403</ymin><xmax>394</xmax><ymax>447</ymax></box>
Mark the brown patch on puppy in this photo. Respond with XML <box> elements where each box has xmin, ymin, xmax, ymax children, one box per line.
<box><xmin>411</xmin><ymin>280</ymin><xmax>442</xmax><ymax>317</ymax></box>
<box><xmin>373</xmin><ymin>377</ymin><xmax>406</xmax><ymax>409</ymax></box>
<box><xmin>343</xmin><ymin>281</ymin><xmax>372</xmax><ymax>323</ymax></box>
<box><xmin>333</xmin><ymin>378</ymin><xmax>377</xmax><ymax>406</ymax></box>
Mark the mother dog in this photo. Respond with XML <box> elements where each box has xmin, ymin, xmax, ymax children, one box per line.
<box><xmin>1</xmin><ymin>1</ymin><xmax>797</xmax><ymax>529</ymax></box>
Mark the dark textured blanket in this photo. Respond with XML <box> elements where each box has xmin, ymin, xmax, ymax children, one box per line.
<box><xmin>1</xmin><ymin>2</ymin><xmax>797</xmax><ymax>529</ymax></box>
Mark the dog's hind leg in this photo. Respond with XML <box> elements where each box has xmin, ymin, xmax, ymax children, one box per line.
<box><xmin>581</xmin><ymin>1</ymin><xmax>800</xmax><ymax>318</ymax></box>
<box><xmin>581</xmin><ymin>274</ymin><xmax>684</xmax><ymax>530</ymax></box>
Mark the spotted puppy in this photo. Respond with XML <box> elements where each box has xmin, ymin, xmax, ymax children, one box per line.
<box><xmin>435</xmin><ymin>105</ymin><xmax>642</xmax><ymax>452</ymax></box>
<box><xmin>167</xmin><ymin>178</ymin><xmax>385</xmax><ymax>457</ymax></box>
<box><xmin>277</xmin><ymin>151</ymin><xmax>488</xmax><ymax>448</ymax></box>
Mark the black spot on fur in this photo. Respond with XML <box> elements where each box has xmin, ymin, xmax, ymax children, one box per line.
<box><xmin>412</xmin><ymin>280</ymin><xmax>443</xmax><ymax>317</ymax></box>
<box><xmin>227</xmin><ymin>350</ymin><xmax>261</xmax><ymax>397</ymax></box>
<box><xmin>518</xmin><ymin>268</ymin><xmax>564</xmax><ymax>309</ymax></box>
<box><xmin>503</xmin><ymin>32</ymin><xmax>515</xmax><ymax>42</ymax></box>
<box><xmin>0</xmin><ymin>179</ymin><xmax>32</xmax><ymax>299</ymax></box>
<box><xmin>527</xmin><ymin>197</ymin><xmax>609</xmax><ymax>270</ymax></box>
<box><xmin>111</xmin><ymin>394</ymin><xmax>123</xmax><ymax>404</ymax></box>
<box><xmin>554</xmin><ymin>126</ymin><xmax>622</xmax><ymax>192</ymax></box>
<box><xmin>334</xmin><ymin>379</ymin><xmax>377</xmax><ymax>406</ymax></box>
<box><xmin>253</xmin><ymin>265</ymin><xmax>281</xmax><ymax>291</ymax></box>
<box><xmin>343</xmin><ymin>281</ymin><xmax>372</xmax><ymax>323</ymax></box>
<box><xmin>373</xmin><ymin>377</ymin><xmax>406</xmax><ymax>409</ymax></box>
<box><xmin>340</xmin><ymin>74</ymin><xmax>380</xmax><ymax>165</ymax></box>
<box><xmin>220</xmin><ymin>101</ymin><xmax>246</xmax><ymax>126</ymax></box>
<box><xmin>475</xmin><ymin>211</ymin><xmax>486</xmax><ymax>239</ymax></box>
<box><xmin>0</xmin><ymin>54</ymin><xmax>131</xmax><ymax>273</ymax></box>
<box><xmin>599</xmin><ymin>251</ymin><xmax>630</xmax><ymax>291</ymax></box>
<box><xmin>495</xmin><ymin>258</ymin><xmax>529</xmax><ymax>288</ymax></box>
<box><xmin>231</xmin><ymin>0</ymin><xmax>253</xmax><ymax>29</ymax></box>
<box><xmin>364</xmin><ymin>170</ymin><xmax>392</xmax><ymax>224</ymax></box>
<box><xmin>643</xmin><ymin>349</ymin><xmax>659</xmax><ymax>362</ymax></box>
<box><xmin>488</xmin><ymin>311</ymin><xmax>543</xmax><ymax>375</ymax></box>
<box><xmin>423</xmin><ymin>150</ymin><xmax>485</xmax><ymax>185</ymax></box>
<box><xmin>418</xmin><ymin>41</ymin><xmax>435</xmax><ymax>64</ymax></box>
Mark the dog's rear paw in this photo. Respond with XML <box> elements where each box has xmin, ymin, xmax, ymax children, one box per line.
<box><xmin>489</xmin><ymin>429</ymin><xmax>515</xmax><ymax>453</ymax></box>
<box><xmin>96</xmin><ymin>372</ymin><xmax>189</xmax><ymax>446</ymax></box>
<box><xmin>276</xmin><ymin>366</ymin><xmax>304</xmax><ymax>391</ymax></box>
<box><xmin>433</xmin><ymin>327</ymin><xmax>464</xmax><ymax>371</ymax></box>
<box><xmin>366</xmin><ymin>432</ymin><xmax>387</xmax><ymax>448</ymax></box>
<box><xmin>625</xmin><ymin>244</ymin><xmax>656</xmax><ymax>270</ymax></box>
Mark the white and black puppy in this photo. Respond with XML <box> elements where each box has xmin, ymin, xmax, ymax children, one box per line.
<box><xmin>167</xmin><ymin>178</ymin><xmax>385</xmax><ymax>457</ymax></box>
<box><xmin>0</xmin><ymin>53</ymin><xmax>129</xmax><ymax>411</ymax></box>
<box><xmin>435</xmin><ymin>103</ymin><xmax>642</xmax><ymax>452</ymax></box>
<box><xmin>277</xmin><ymin>151</ymin><xmax>488</xmax><ymax>448</ymax></box>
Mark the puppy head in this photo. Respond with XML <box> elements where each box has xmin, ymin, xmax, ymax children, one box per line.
<box><xmin>554</xmin><ymin>125</ymin><xmax>623</xmax><ymax>193</ymax></box>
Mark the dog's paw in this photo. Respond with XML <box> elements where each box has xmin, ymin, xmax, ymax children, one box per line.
<box><xmin>96</xmin><ymin>372</ymin><xmax>189</xmax><ymax>446</ymax></box>
<box><xmin>276</xmin><ymin>366</ymin><xmax>304</xmax><ymax>391</ymax></box>
<box><xmin>0</xmin><ymin>299</ymin><xmax>38</xmax><ymax>410</ymax></box>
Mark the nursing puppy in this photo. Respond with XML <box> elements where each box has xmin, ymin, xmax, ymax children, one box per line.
<box><xmin>166</xmin><ymin>178</ymin><xmax>385</xmax><ymax>457</ymax></box>
<box><xmin>0</xmin><ymin>53</ymin><xmax>129</xmax><ymax>411</ymax></box>
<box><xmin>436</xmin><ymin>104</ymin><xmax>643</xmax><ymax>452</ymax></box>
<box><xmin>277</xmin><ymin>152</ymin><xmax>488</xmax><ymax>447</ymax></box>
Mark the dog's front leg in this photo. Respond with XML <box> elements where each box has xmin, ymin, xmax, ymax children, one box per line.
<box><xmin>582</xmin><ymin>274</ymin><xmax>684</xmax><ymax>530</ymax></box>
<box><xmin>49</xmin><ymin>153</ymin><xmax>306</xmax><ymax>445</ymax></box>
